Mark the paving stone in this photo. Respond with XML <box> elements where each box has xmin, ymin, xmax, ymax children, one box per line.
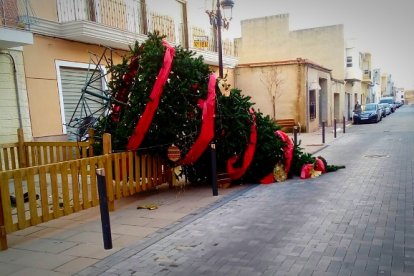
<box><xmin>70</xmin><ymin>108</ymin><xmax>414</xmax><ymax>275</ymax></box>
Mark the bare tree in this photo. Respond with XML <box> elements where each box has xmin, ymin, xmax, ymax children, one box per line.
<box><xmin>260</xmin><ymin>66</ymin><xmax>284</xmax><ymax>120</ymax></box>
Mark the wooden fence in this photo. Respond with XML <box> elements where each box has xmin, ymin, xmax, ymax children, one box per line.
<box><xmin>0</xmin><ymin>129</ymin><xmax>93</xmax><ymax>171</ymax></box>
<box><xmin>0</xmin><ymin>151</ymin><xmax>169</xmax><ymax>250</ymax></box>
<box><xmin>0</xmin><ymin>131</ymin><xmax>171</xmax><ymax>250</ymax></box>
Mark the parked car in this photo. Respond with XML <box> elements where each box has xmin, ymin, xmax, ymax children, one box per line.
<box><xmin>379</xmin><ymin>97</ymin><xmax>396</xmax><ymax>112</ymax></box>
<box><xmin>353</xmin><ymin>103</ymin><xmax>382</xmax><ymax>124</ymax></box>
<box><xmin>378</xmin><ymin>103</ymin><xmax>387</xmax><ymax>117</ymax></box>
<box><xmin>381</xmin><ymin>103</ymin><xmax>392</xmax><ymax>115</ymax></box>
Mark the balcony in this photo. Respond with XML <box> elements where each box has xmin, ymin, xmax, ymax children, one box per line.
<box><xmin>362</xmin><ymin>70</ymin><xmax>372</xmax><ymax>84</ymax></box>
<box><xmin>0</xmin><ymin>0</ymin><xmax>34</xmax><ymax>49</ymax></box>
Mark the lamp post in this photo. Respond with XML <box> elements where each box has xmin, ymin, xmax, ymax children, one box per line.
<box><xmin>206</xmin><ymin>0</ymin><xmax>234</xmax><ymax>196</ymax></box>
<box><xmin>206</xmin><ymin>0</ymin><xmax>234</xmax><ymax>78</ymax></box>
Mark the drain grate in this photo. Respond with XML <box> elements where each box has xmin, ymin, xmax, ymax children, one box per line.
<box><xmin>364</xmin><ymin>154</ymin><xmax>389</xmax><ymax>158</ymax></box>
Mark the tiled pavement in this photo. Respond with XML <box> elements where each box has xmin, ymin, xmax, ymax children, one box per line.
<box><xmin>0</xmin><ymin>184</ymin><xmax>247</xmax><ymax>275</ymax></box>
<box><xmin>2</xmin><ymin>106</ymin><xmax>413</xmax><ymax>276</ymax></box>
<box><xmin>77</xmin><ymin>105</ymin><xmax>414</xmax><ymax>276</ymax></box>
<box><xmin>0</xmin><ymin>124</ymin><xmax>346</xmax><ymax>276</ymax></box>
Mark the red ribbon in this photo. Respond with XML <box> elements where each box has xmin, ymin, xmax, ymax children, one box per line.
<box><xmin>127</xmin><ymin>41</ymin><xmax>175</xmax><ymax>151</ymax></box>
<box><xmin>260</xmin><ymin>173</ymin><xmax>275</xmax><ymax>184</ymax></box>
<box><xmin>226</xmin><ymin>108</ymin><xmax>257</xmax><ymax>180</ymax></box>
<box><xmin>111</xmin><ymin>56</ymin><xmax>139</xmax><ymax>122</ymax></box>
<box><xmin>260</xmin><ymin>130</ymin><xmax>294</xmax><ymax>184</ymax></box>
<box><xmin>315</xmin><ymin>158</ymin><xmax>326</xmax><ymax>173</ymax></box>
<box><xmin>275</xmin><ymin>130</ymin><xmax>294</xmax><ymax>174</ymax></box>
<box><xmin>300</xmin><ymin>163</ymin><xmax>314</xmax><ymax>179</ymax></box>
<box><xmin>178</xmin><ymin>74</ymin><xmax>216</xmax><ymax>165</ymax></box>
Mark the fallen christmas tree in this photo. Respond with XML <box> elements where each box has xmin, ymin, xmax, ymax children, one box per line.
<box><xmin>93</xmin><ymin>33</ymin><xmax>344</xmax><ymax>184</ymax></box>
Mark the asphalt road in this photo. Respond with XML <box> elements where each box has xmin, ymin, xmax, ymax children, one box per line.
<box><xmin>79</xmin><ymin>104</ymin><xmax>414</xmax><ymax>276</ymax></box>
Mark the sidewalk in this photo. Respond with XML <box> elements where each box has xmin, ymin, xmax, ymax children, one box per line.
<box><xmin>0</xmin><ymin>184</ymin><xmax>249</xmax><ymax>275</ymax></box>
<box><xmin>291</xmin><ymin>122</ymin><xmax>351</xmax><ymax>154</ymax></box>
<box><xmin>0</xmin><ymin>124</ymin><xmax>350</xmax><ymax>275</ymax></box>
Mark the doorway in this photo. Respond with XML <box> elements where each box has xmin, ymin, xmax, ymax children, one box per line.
<box><xmin>319</xmin><ymin>78</ymin><xmax>328</xmax><ymax>125</ymax></box>
<box><xmin>334</xmin><ymin>93</ymin><xmax>340</xmax><ymax>121</ymax></box>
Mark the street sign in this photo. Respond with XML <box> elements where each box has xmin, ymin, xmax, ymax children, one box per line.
<box><xmin>193</xmin><ymin>36</ymin><xmax>208</xmax><ymax>48</ymax></box>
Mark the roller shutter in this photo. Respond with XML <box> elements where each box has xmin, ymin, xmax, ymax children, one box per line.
<box><xmin>60</xmin><ymin>67</ymin><xmax>105</xmax><ymax>141</ymax></box>
<box><xmin>0</xmin><ymin>55</ymin><xmax>19</xmax><ymax>143</ymax></box>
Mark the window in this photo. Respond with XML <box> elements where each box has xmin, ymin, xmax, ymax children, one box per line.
<box><xmin>346</xmin><ymin>56</ymin><xmax>352</xmax><ymax>67</ymax></box>
<box><xmin>309</xmin><ymin>89</ymin><xmax>316</xmax><ymax>120</ymax></box>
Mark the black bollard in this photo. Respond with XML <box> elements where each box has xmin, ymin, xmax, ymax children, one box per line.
<box><xmin>96</xmin><ymin>168</ymin><xmax>113</xmax><ymax>250</ymax></box>
<box><xmin>293</xmin><ymin>126</ymin><xmax>298</xmax><ymax>146</ymax></box>
<box><xmin>322</xmin><ymin>121</ymin><xmax>326</xmax><ymax>144</ymax></box>
<box><xmin>334</xmin><ymin>118</ymin><xmax>337</xmax><ymax>138</ymax></box>
<box><xmin>210</xmin><ymin>143</ymin><xmax>218</xmax><ymax>196</ymax></box>
<box><xmin>343</xmin><ymin>116</ymin><xmax>346</xmax><ymax>133</ymax></box>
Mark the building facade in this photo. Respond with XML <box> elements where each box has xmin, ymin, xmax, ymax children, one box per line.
<box><xmin>361</xmin><ymin>52</ymin><xmax>373</xmax><ymax>104</ymax></box>
<box><xmin>1</xmin><ymin>0</ymin><xmax>238</xmax><ymax>142</ymax></box>
<box><xmin>344</xmin><ymin>44</ymin><xmax>363</xmax><ymax>118</ymax></box>
<box><xmin>0</xmin><ymin>0</ymin><xmax>34</xmax><ymax>143</ymax></box>
<box><xmin>371</xmin><ymin>68</ymin><xmax>382</xmax><ymax>103</ymax></box>
<box><xmin>381</xmin><ymin>73</ymin><xmax>394</xmax><ymax>97</ymax></box>
<box><xmin>235</xmin><ymin>14</ymin><xmax>346</xmax><ymax>129</ymax></box>
<box><xmin>236</xmin><ymin>59</ymin><xmax>339</xmax><ymax>133</ymax></box>
<box><xmin>395</xmin><ymin>88</ymin><xmax>405</xmax><ymax>104</ymax></box>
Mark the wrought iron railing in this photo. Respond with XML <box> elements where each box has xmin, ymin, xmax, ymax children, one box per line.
<box><xmin>57</xmin><ymin>0</ymin><xmax>144</xmax><ymax>33</ymax></box>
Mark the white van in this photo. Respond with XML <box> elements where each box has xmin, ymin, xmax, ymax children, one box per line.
<box><xmin>379</xmin><ymin>97</ymin><xmax>396</xmax><ymax>112</ymax></box>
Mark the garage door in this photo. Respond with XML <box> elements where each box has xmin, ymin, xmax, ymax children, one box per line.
<box><xmin>59</xmin><ymin>67</ymin><xmax>105</xmax><ymax>141</ymax></box>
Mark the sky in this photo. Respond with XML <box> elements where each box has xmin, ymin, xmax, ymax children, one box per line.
<box><xmin>188</xmin><ymin>0</ymin><xmax>414</xmax><ymax>89</ymax></box>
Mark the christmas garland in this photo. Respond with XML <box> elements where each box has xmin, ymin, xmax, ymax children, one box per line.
<box><xmin>226</xmin><ymin>108</ymin><xmax>257</xmax><ymax>180</ymax></box>
<box><xmin>111</xmin><ymin>55</ymin><xmax>139</xmax><ymax>122</ymax></box>
<box><xmin>178</xmin><ymin>74</ymin><xmax>216</xmax><ymax>165</ymax></box>
<box><xmin>127</xmin><ymin>40</ymin><xmax>175</xmax><ymax>150</ymax></box>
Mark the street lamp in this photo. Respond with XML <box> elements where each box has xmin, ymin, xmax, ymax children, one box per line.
<box><xmin>206</xmin><ymin>0</ymin><xmax>235</xmax><ymax>78</ymax></box>
<box><xmin>205</xmin><ymin>0</ymin><xmax>234</xmax><ymax>196</ymax></box>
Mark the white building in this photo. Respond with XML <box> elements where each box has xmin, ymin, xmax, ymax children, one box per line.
<box><xmin>395</xmin><ymin>88</ymin><xmax>405</xmax><ymax>104</ymax></box>
<box><xmin>371</xmin><ymin>69</ymin><xmax>381</xmax><ymax>103</ymax></box>
<box><xmin>345</xmin><ymin>43</ymin><xmax>362</xmax><ymax>114</ymax></box>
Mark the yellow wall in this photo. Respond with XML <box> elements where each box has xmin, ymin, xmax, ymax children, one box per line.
<box><xmin>238</xmin><ymin>14</ymin><xmax>345</xmax><ymax>81</ymax></box>
<box><xmin>23</xmin><ymin>35</ymin><xmax>126</xmax><ymax>138</ymax></box>
<box><xmin>236</xmin><ymin>64</ymin><xmax>300</xmax><ymax>122</ymax></box>
<box><xmin>405</xmin><ymin>90</ymin><xmax>414</xmax><ymax>105</ymax></box>
<box><xmin>236</xmin><ymin>62</ymin><xmax>335</xmax><ymax>132</ymax></box>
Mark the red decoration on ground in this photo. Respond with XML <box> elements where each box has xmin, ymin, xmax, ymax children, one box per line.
<box><xmin>260</xmin><ymin>173</ymin><xmax>275</xmax><ymax>184</ymax></box>
<box><xmin>260</xmin><ymin>130</ymin><xmax>294</xmax><ymax>184</ymax></box>
<box><xmin>178</xmin><ymin>74</ymin><xmax>216</xmax><ymax>165</ymax></box>
<box><xmin>275</xmin><ymin>130</ymin><xmax>294</xmax><ymax>174</ymax></box>
<box><xmin>315</xmin><ymin>158</ymin><xmax>326</xmax><ymax>173</ymax></box>
<box><xmin>227</xmin><ymin>108</ymin><xmax>257</xmax><ymax>180</ymax></box>
<box><xmin>127</xmin><ymin>41</ymin><xmax>176</xmax><ymax>151</ymax></box>
<box><xmin>300</xmin><ymin>163</ymin><xmax>314</xmax><ymax>179</ymax></box>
